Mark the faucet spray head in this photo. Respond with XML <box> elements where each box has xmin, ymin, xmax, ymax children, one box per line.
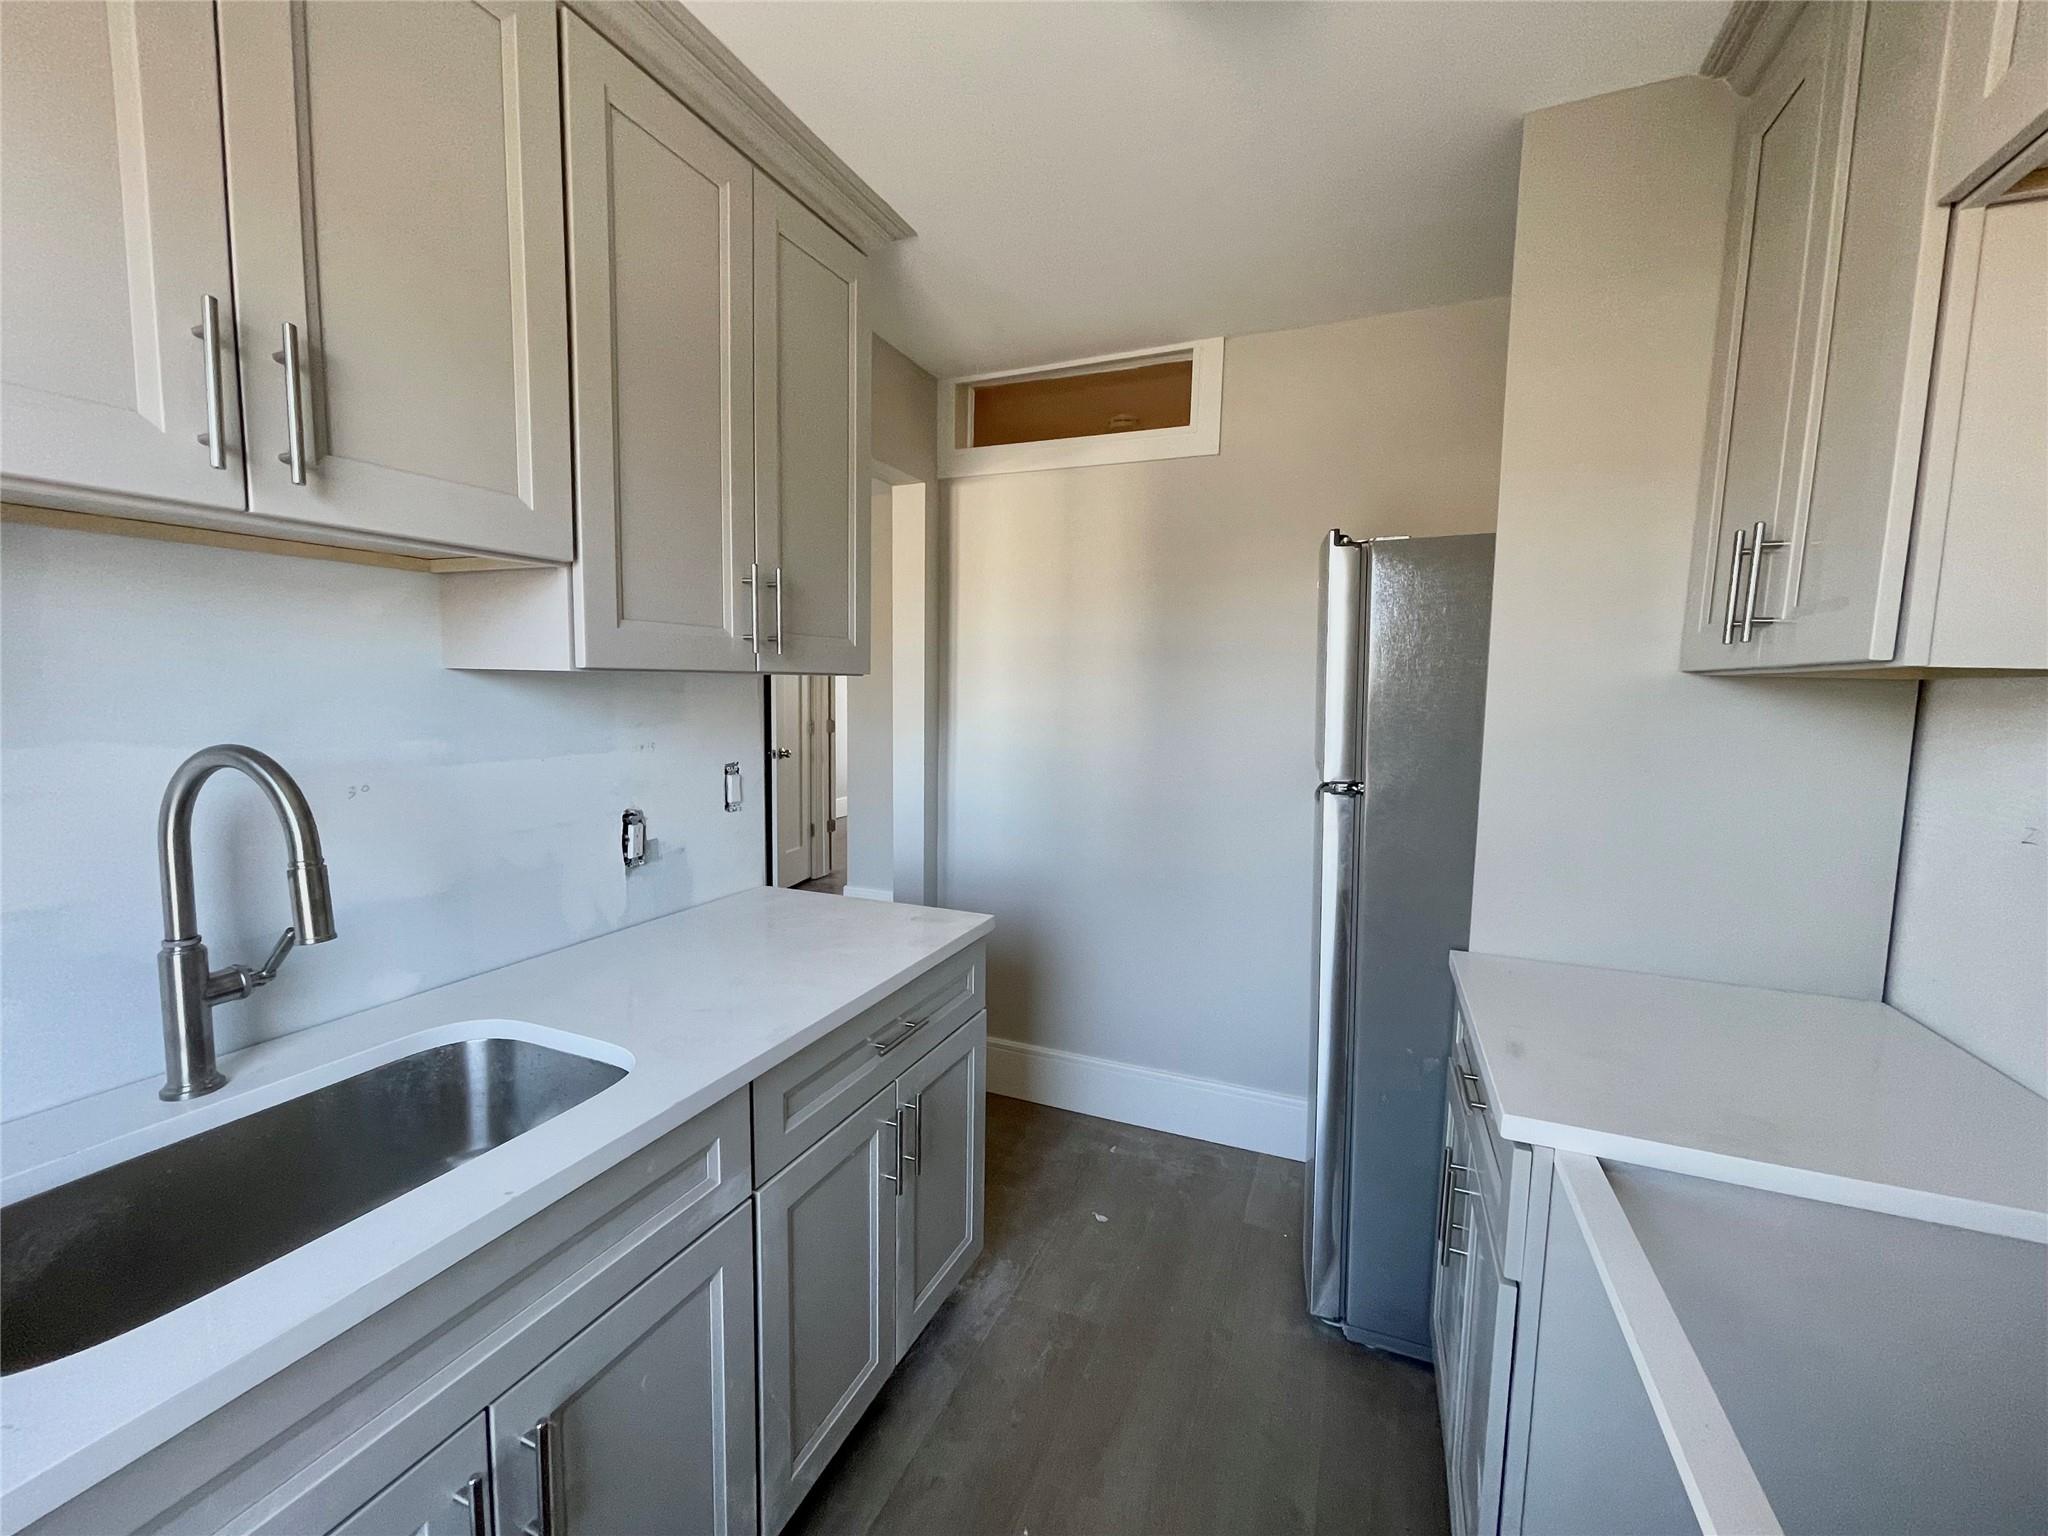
<box><xmin>289</xmin><ymin>860</ymin><xmax>337</xmax><ymax>945</ymax></box>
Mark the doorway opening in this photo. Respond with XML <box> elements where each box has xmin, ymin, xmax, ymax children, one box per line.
<box><xmin>769</xmin><ymin>673</ymin><xmax>844</xmax><ymax>892</ymax></box>
<box><xmin>764</xmin><ymin>468</ymin><xmax>936</xmax><ymax>903</ymax></box>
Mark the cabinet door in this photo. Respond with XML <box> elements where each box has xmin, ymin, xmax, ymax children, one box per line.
<box><xmin>896</xmin><ymin>1012</ymin><xmax>986</xmax><ymax>1350</ymax></box>
<box><xmin>1932</xmin><ymin>0</ymin><xmax>2048</xmax><ymax>201</ymax></box>
<box><xmin>1900</xmin><ymin>193</ymin><xmax>2048</xmax><ymax>669</ymax></box>
<box><xmin>329</xmin><ymin>1415</ymin><xmax>490</xmax><ymax>1536</ymax></box>
<box><xmin>1434</xmin><ymin>1102</ymin><xmax>1476</xmax><ymax>1535</ymax></box>
<box><xmin>0</xmin><ymin>1</ymin><xmax>246</xmax><ymax>517</ymax></box>
<box><xmin>488</xmin><ymin>1204</ymin><xmax>758</xmax><ymax>1536</ymax></box>
<box><xmin>1680</xmin><ymin>1</ymin><xmax>1863</xmax><ymax>671</ymax></box>
<box><xmin>1455</xmin><ymin>1183</ymin><xmax>1518</xmax><ymax>1536</ymax></box>
<box><xmin>216</xmin><ymin>1</ymin><xmax>572</xmax><ymax>560</ymax></box>
<box><xmin>753</xmin><ymin>174</ymin><xmax>870</xmax><ymax>676</ymax></box>
<box><xmin>757</xmin><ymin>1083</ymin><xmax>899</xmax><ymax>1536</ymax></box>
<box><xmin>561</xmin><ymin>12</ymin><xmax>757</xmax><ymax>671</ymax></box>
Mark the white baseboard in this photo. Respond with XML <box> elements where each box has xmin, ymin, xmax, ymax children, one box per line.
<box><xmin>985</xmin><ymin>1035</ymin><xmax>1307</xmax><ymax>1161</ymax></box>
<box><xmin>841</xmin><ymin>884</ymin><xmax>893</xmax><ymax>902</ymax></box>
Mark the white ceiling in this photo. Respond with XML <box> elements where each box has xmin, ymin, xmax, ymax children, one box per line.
<box><xmin>691</xmin><ymin>2</ymin><xmax>1726</xmax><ymax>378</ymax></box>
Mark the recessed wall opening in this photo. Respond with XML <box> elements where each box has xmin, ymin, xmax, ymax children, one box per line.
<box><xmin>938</xmin><ymin>338</ymin><xmax>1224</xmax><ymax>478</ymax></box>
<box><xmin>962</xmin><ymin>354</ymin><xmax>1195</xmax><ymax>447</ymax></box>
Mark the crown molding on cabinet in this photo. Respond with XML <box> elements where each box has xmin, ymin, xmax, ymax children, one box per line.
<box><xmin>566</xmin><ymin>1</ymin><xmax>914</xmax><ymax>253</ymax></box>
<box><xmin>1699</xmin><ymin>1</ymin><xmax>1807</xmax><ymax>95</ymax></box>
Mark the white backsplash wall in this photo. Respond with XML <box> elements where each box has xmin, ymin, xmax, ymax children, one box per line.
<box><xmin>1887</xmin><ymin>678</ymin><xmax>2048</xmax><ymax>1095</ymax></box>
<box><xmin>0</xmin><ymin>521</ymin><xmax>766</xmax><ymax>1120</ymax></box>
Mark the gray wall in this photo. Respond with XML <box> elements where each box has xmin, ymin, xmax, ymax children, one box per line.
<box><xmin>872</xmin><ymin>335</ymin><xmax>937</xmax><ymax>483</ymax></box>
<box><xmin>1466</xmin><ymin>76</ymin><xmax>1918</xmax><ymax>1000</ymax></box>
<box><xmin>0</xmin><ymin>522</ymin><xmax>764</xmax><ymax>1120</ymax></box>
<box><xmin>941</xmin><ymin>297</ymin><xmax>1511</xmax><ymax>1098</ymax></box>
<box><xmin>1887</xmin><ymin>678</ymin><xmax>2048</xmax><ymax>1094</ymax></box>
<box><xmin>844</xmin><ymin>484</ymin><xmax>894</xmax><ymax>896</ymax></box>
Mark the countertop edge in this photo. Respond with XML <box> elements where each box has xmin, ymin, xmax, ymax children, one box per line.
<box><xmin>1448</xmin><ymin>952</ymin><xmax>2048</xmax><ymax>1246</ymax></box>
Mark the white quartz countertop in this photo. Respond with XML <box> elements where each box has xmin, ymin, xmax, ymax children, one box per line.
<box><xmin>0</xmin><ymin>887</ymin><xmax>992</xmax><ymax>1530</ymax></box>
<box><xmin>1555</xmin><ymin>1153</ymin><xmax>2047</xmax><ymax>1535</ymax></box>
<box><xmin>1450</xmin><ymin>951</ymin><xmax>2048</xmax><ymax>1241</ymax></box>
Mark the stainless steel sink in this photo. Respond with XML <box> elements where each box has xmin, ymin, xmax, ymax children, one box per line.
<box><xmin>1</xmin><ymin>1037</ymin><xmax>626</xmax><ymax>1375</ymax></box>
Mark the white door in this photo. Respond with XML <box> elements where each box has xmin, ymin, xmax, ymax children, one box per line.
<box><xmin>754</xmin><ymin>175</ymin><xmax>870</xmax><ymax>676</ymax></box>
<box><xmin>770</xmin><ymin>676</ymin><xmax>811</xmax><ymax>887</ymax></box>
<box><xmin>215</xmin><ymin>0</ymin><xmax>572</xmax><ymax>560</ymax></box>
<box><xmin>0</xmin><ymin>1</ymin><xmax>247</xmax><ymax>517</ymax></box>
<box><xmin>806</xmin><ymin>675</ymin><xmax>836</xmax><ymax>879</ymax></box>
<box><xmin>561</xmin><ymin>12</ymin><xmax>758</xmax><ymax>671</ymax></box>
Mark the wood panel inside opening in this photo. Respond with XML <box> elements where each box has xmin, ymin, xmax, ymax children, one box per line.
<box><xmin>969</xmin><ymin>359</ymin><xmax>1193</xmax><ymax>447</ymax></box>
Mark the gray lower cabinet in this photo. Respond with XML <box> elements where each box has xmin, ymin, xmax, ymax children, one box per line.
<box><xmin>895</xmin><ymin>1013</ymin><xmax>986</xmax><ymax>1349</ymax></box>
<box><xmin>486</xmin><ymin>1201</ymin><xmax>758</xmax><ymax>1536</ymax></box>
<box><xmin>1452</xmin><ymin>1176</ymin><xmax>1516</xmax><ymax>1536</ymax></box>
<box><xmin>1433</xmin><ymin>1011</ymin><xmax>1692</xmax><ymax>1536</ymax></box>
<box><xmin>328</xmin><ymin>1416</ymin><xmax>490</xmax><ymax>1536</ymax></box>
<box><xmin>756</xmin><ymin>1083</ymin><xmax>901</xmax><ymax>1536</ymax></box>
<box><xmin>756</xmin><ymin>1007</ymin><xmax>989</xmax><ymax>1535</ymax></box>
<box><xmin>1431</xmin><ymin>1007</ymin><xmax>1555</xmax><ymax>1536</ymax></box>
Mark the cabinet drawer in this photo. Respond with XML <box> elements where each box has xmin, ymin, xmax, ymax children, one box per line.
<box><xmin>1451</xmin><ymin>1009</ymin><xmax>1508</xmax><ymax>1215</ymax></box>
<box><xmin>1451</xmin><ymin>1004</ymin><xmax>1551</xmax><ymax>1284</ymax></box>
<box><xmin>752</xmin><ymin>945</ymin><xmax>984</xmax><ymax>1181</ymax></box>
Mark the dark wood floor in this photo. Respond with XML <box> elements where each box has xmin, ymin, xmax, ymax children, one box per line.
<box><xmin>784</xmin><ymin>1096</ymin><xmax>1450</xmax><ymax>1536</ymax></box>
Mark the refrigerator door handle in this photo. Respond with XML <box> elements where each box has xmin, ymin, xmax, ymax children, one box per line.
<box><xmin>1305</xmin><ymin>781</ymin><xmax>1364</xmax><ymax>1323</ymax></box>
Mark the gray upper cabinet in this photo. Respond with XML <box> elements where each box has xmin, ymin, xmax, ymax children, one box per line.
<box><xmin>754</xmin><ymin>174</ymin><xmax>871</xmax><ymax>676</ymax></box>
<box><xmin>1685</xmin><ymin>0</ymin><xmax>2047</xmax><ymax>676</ymax></box>
<box><xmin>896</xmin><ymin>1012</ymin><xmax>986</xmax><ymax>1351</ymax></box>
<box><xmin>216</xmin><ymin>0</ymin><xmax>573</xmax><ymax>561</ymax></box>
<box><xmin>439</xmin><ymin>39</ymin><xmax>875</xmax><ymax>675</ymax></box>
<box><xmin>0</xmin><ymin>1</ymin><xmax>247</xmax><ymax>519</ymax></box>
<box><xmin>489</xmin><ymin>1203</ymin><xmax>759</xmax><ymax>1536</ymax></box>
<box><xmin>1682</xmin><ymin>0</ymin><xmax>1863</xmax><ymax>672</ymax></box>
<box><xmin>1895</xmin><ymin>192</ymin><xmax>2047</xmax><ymax>670</ymax></box>
<box><xmin>559</xmin><ymin>11</ymin><xmax>756</xmax><ymax>670</ymax></box>
<box><xmin>327</xmin><ymin>1416</ymin><xmax>490</xmax><ymax>1536</ymax></box>
<box><xmin>1930</xmin><ymin>0</ymin><xmax>2048</xmax><ymax>200</ymax></box>
<box><xmin>757</xmin><ymin>1082</ymin><xmax>900</xmax><ymax>1536</ymax></box>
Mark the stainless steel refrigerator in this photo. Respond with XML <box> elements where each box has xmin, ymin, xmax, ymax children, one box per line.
<box><xmin>1304</xmin><ymin>529</ymin><xmax>1493</xmax><ymax>1358</ymax></box>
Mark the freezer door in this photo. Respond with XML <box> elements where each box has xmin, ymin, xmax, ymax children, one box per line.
<box><xmin>1304</xmin><ymin>781</ymin><xmax>1363</xmax><ymax>1322</ymax></box>
<box><xmin>1316</xmin><ymin>531</ymin><xmax>1369</xmax><ymax>785</ymax></box>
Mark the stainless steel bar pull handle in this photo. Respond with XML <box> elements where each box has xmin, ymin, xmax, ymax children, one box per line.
<box><xmin>900</xmin><ymin>1101</ymin><xmax>919</xmax><ymax>1167</ymax></box>
<box><xmin>1459</xmin><ymin>1068</ymin><xmax>1488</xmax><ymax>1114</ymax></box>
<box><xmin>871</xmin><ymin>1011</ymin><xmax>933</xmax><ymax>1055</ymax></box>
<box><xmin>743</xmin><ymin>560</ymin><xmax>762</xmax><ymax>650</ymax></box>
<box><xmin>521</xmin><ymin>1417</ymin><xmax>561</xmax><ymax>1536</ymax></box>
<box><xmin>773</xmin><ymin>564</ymin><xmax>786</xmax><ymax>655</ymax></box>
<box><xmin>454</xmin><ymin>1473</ymin><xmax>488</xmax><ymax>1536</ymax></box>
<box><xmin>1739</xmin><ymin>519</ymin><xmax>1790</xmax><ymax>642</ymax></box>
<box><xmin>1721</xmin><ymin>524</ymin><xmax>1749</xmax><ymax>645</ymax></box>
<box><xmin>191</xmin><ymin>296</ymin><xmax>225</xmax><ymax>469</ymax></box>
<box><xmin>879</xmin><ymin>1113</ymin><xmax>902</xmax><ymax>1189</ymax></box>
<box><xmin>272</xmin><ymin>322</ymin><xmax>307</xmax><ymax>485</ymax></box>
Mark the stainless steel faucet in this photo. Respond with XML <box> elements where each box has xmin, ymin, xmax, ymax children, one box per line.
<box><xmin>156</xmin><ymin>746</ymin><xmax>336</xmax><ymax>1100</ymax></box>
